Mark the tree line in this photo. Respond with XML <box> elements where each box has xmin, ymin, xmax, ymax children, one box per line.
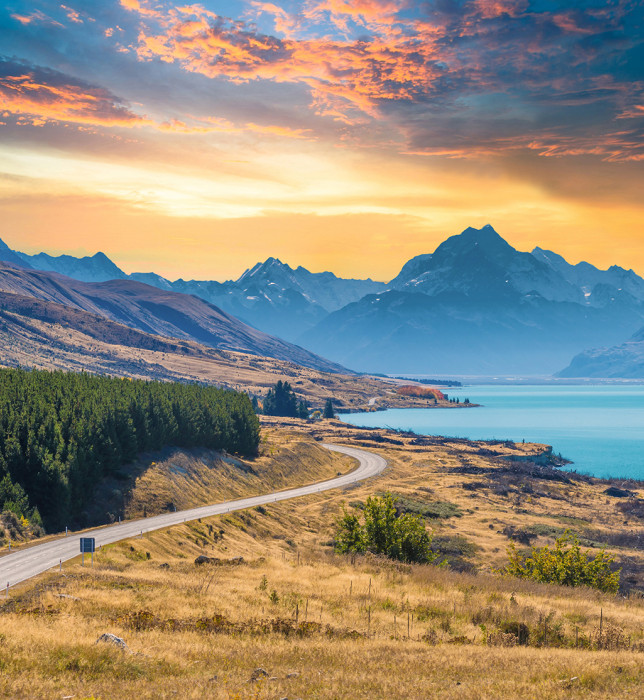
<box><xmin>258</xmin><ymin>380</ymin><xmax>335</xmax><ymax>419</ymax></box>
<box><xmin>0</xmin><ymin>368</ymin><xmax>259</xmax><ymax>531</ymax></box>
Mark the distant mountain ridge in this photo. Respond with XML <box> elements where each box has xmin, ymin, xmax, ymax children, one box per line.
<box><xmin>300</xmin><ymin>226</ymin><xmax>644</xmax><ymax>374</ymax></box>
<box><xmin>0</xmin><ymin>262</ymin><xmax>345</xmax><ymax>373</ymax></box>
<box><xmin>131</xmin><ymin>258</ymin><xmax>384</xmax><ymax>341</ymax></box>
<box><xmin>0</xmin><ymin>239</ymin><xmax>382</xmax><ymax>341</ymax></box>
<box><xmin>557</xmin><ymin>325</ymin><xmax>644</xmax><ymax>378</ymax></box>
<box><xmin>388</xmin><ymin>225</ymin><xmax>583</xmax><ymax>304</ymax></box>
<box><xmin>16</xmin><ymin>250</ymin><xmax>128</xmax><ymax>282</ymax></box>
<box><xmin>0</xmin><ymin>238</ymin><xmax>32</xmax><ymax>269</ymax></box>
<box><xmin>3</xmin><ymin>227</ymin><xmax>644</xmax><ymax>375</ymax></box>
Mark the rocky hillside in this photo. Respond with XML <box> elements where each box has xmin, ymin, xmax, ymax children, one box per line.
<box><xmin>0</xmin><ymin>264</ymin><xmax>345</xmax><ymax>373</ymax></box>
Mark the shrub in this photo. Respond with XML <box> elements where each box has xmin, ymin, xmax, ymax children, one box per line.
<box><xmin>501</xmin><ymin>531</ymin><xmax>621</xmax><ymax>594</ymax></box>
<box><xmin>335</xmin><ymin>493</ymin><xmax>442</xmax><ymax>565</ymax></box>
<box><xmin>396</xmin><ymin>385</ymin><xmax>445</xmax><ymax>401</ymax></box>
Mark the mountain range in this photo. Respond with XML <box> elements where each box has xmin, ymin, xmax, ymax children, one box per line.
<box><xmin>558</xmin><ymin>326</ymin><xmax>644</xmax><ymax>378</ymax></box>
<box><xmin>3</xmin><ymin>226</ymin><xmax>644</xmax><ymax>376</ymax></box>
<box><xmin>301</xmin><ymin>226</ymin><xmax>644</xmax><ymax>374</ymax></box>
<box><xmin>3</xmin><ymin>244</ymin><xmax>382</xmax><ymax>342</ymax></box>
<box><xmin>0</xmin><ymin>262</ymin><xmax>343</xmax><ymax>374</ymax></box>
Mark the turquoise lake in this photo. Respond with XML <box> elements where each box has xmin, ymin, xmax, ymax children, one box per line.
<box><xmin>340</xmin><ymin>385</ymin><xmax>644</xmax><ymax>480</ymax></box>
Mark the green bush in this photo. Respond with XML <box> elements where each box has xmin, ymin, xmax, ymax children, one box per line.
<box><xmin>501</xmin><ymin>531</ymin><xmax>620</xmax><ymax>594</ymax></box>
<box><xmin>335</xmin><ymin>493</ymin><xmax>441</xmax><ymax>565</ymax></box>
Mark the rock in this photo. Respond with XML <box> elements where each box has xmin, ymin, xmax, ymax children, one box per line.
<box><xmin>249</xmin><ymin>667</ymin><xmax>269</xmax><ymax>682</ymax></box>
<box><xmin>95</xmin><ymin>633</ymin><xmax>129</xmax><ymax>651</ymax></box>
<box><xmin>159</xmin><ymin>562</ymin><xmax>170</xmax><ymax>569</ymax></box>
<box><xmin>604</xmin><ymin>486</ymin><xmax>634</xmax><ymax>498</ymax></box>
<box><xmin>195</xmin><ymin>555</ymin><xmax>244</xmax><ymax>566</ymax></box>
<box><xmin>194</xmin><ymin>555</ymin><xmax>221</xmax><ymax>566</ymax></box>
<box><xmin>286</xmin><ymin>672</ymin><xmax>299</xmax><ymax>678</ymax></box>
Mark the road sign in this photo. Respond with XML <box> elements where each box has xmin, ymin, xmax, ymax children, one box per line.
<box><xmin>80</xmin><ymin>537</ymin><xmax>96</xmax><ymax>567</ymax></box>
<box><xmin>80</xmin><ymin>537</ymin><xmax>95</xmax><ymax>553</ymax></box>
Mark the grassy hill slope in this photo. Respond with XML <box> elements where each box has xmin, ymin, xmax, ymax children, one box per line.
<box><xmin>1</xmin><ymin>423</ymin><xmax>642</xmax><ymax>698</ymax></box>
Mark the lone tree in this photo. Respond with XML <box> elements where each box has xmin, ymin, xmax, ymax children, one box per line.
<box><xmin>298</xmin><ymin>399</ymin><xmax>309</xmax><ymax>419</ymax></box>
<box><xmin>323</xmin><ymin>398</ymin><xmax>335</xmax><ymax>419</ymax></box>
<box><xmin>335</xmin><ymin>493</ymin><xmax>441</xmax><ymax>565</ymax></box>
<box><xmin>263</xmin><ymin>380</ymin><xmax>301</xmax><ymax>418</ymax></box>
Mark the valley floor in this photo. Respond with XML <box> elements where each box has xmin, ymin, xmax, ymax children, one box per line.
<box><xmin>1</xmin><ymin>420</ymin><xmax>643</xmax><ymax>698</ymax></box>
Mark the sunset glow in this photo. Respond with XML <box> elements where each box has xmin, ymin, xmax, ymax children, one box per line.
<box><xmin>1</xmin><ymin>0</ymin><xmax>643</xmax><ymax>280</ymax></box>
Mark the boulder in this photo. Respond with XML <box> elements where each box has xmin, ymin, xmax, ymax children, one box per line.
<box><xmin>96</xmin><ymin>633</ymin><xmax>129</xmax><ymax>651</ymax></box>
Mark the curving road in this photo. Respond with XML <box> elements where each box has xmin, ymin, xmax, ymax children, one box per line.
<box><xmin>0</xmin><ymin>443</ymin><xmax>386</xmax><ymax>590</ymax></box>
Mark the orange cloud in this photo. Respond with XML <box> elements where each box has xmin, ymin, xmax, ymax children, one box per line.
<box><xmin>129</xmin><ymin>5</ymin><xmax>443</xmax><ymax>121</ymax></box>
<box><xmin>303</xmin><ymin>0</ymin><xmax>404</xmax><ymax>31</ymax></box>
<box><xmin>471</xmin><ymin>0</ymin><xmax>528</xmax><ymax>19</ymax></box>
<box><xmin>527</xmin><ymin>132</ymin><xmax>644</xmax><ymax>162</ymax></box>
<box><xmin>159</xmin><ymin>114</ymin><xmax>313</xmax><ymax>139</ymax></box>
<box><xmin>9</xmin><ymin>10</ymin><xmax>64</xmax><ymax>27</ymax></box>
<box><xmin>0</xmin><ymin>67</ymin><xmax>152</xmax><ymax>128</ymax></box>
<box><xmin>120</xmin><ymin>0</ymin><xmax>157</xmax><ymax>16</ymax></box>
<box><xmin>60</xmin><ymin>5</ymin><xmax>83</xmax><ymax>24</ymax></box>
<box><xmin>11</xmin><ymin>13</ymin><xmax>33</xmax><ymax>24</ymax></box>
<box><xmin>618</xmin><ymin>105</ymin><xmax>644</xmax><ymax>119</ymax></box>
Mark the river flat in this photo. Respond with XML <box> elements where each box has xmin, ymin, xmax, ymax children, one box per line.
<box><xmin>340</xmin><ymin>385</ymin><xmax>644</xmax><ymax>480</ymax></box>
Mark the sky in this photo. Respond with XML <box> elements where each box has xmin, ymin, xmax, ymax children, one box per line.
<box><xmin>0</xmin><ymin>0</ymin><xmax>643</xmax><ymax>281</ymax></box>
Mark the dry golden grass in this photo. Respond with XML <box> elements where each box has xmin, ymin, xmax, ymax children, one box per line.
<box><xmin>1</xmin><ymin>534</ymin><xmax>642</xmax><ymax>699</ymax></box>
<box><xmin>120</xmin><ymin>431</ymin><xmax>356</xmax><ymax>520</ymax></box>
<box><xmin>1</xmin><ymin>423</ymin><xmax>643</xmax><ymax>698</ymax></box>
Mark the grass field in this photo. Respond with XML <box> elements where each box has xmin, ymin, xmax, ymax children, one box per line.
<box><xmin>1</xmin><ymin>421</ymin><xmax>643</xmax><ymax>698</ymax></box>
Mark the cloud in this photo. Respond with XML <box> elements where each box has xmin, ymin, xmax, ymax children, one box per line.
<box><xmin>124</xmin><ymin>2</ymin><xmax>447</xmax><ymax>124</ymax></box>
<box><xmin>0</xmin><ymin>57</ymin><xmax>152</xmax><ymax>128</ymax></box>
<box><xmin>10</xmin><ymin>10</ymin><xmax>64</xmax><ymax>27</ymax></box>
<box><xmin>111</xmin><ymin>0</ymin><xmax>644</xmax><ymax>162</ymax></box>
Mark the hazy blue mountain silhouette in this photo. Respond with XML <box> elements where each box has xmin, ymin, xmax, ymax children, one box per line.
<box><xmin>558</xmin><ymin>325</ymin><xmax>644</xmax><ymax>378</ymax></box>
<box><xmin>0</xmin><ymin>238</ymin><xmax>383</xmax><ymax>341</ymax></box>
<box><xmin>300</xmin><ymin>226</ymin><xmax>644</xmax><ymax>374</ymax></box>
<box><xmin>0</xmin><ymin>238</ymin><xmax>32</xmax><ymax>269</ymax></box>
<box><xmin>4</xmin><ymin>228</ymin><xmax>644</xmax><ymax>376</ymax></box>
<box><xmin>16</xmin><ymin>250</ymin><xmax>127</xmax><ymax>282</ymax></box>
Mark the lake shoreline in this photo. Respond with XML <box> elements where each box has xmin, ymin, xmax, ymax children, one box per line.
<box><xmin>338</xmin><ymin>384</ymin><xmax>644</xmax><ymax>482</ymax></box>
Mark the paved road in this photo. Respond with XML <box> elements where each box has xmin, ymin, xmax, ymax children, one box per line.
<box><xmin>0</xmin><ymin>443</ymin><xmax>386</xmax><ymax>590</ymax></box>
